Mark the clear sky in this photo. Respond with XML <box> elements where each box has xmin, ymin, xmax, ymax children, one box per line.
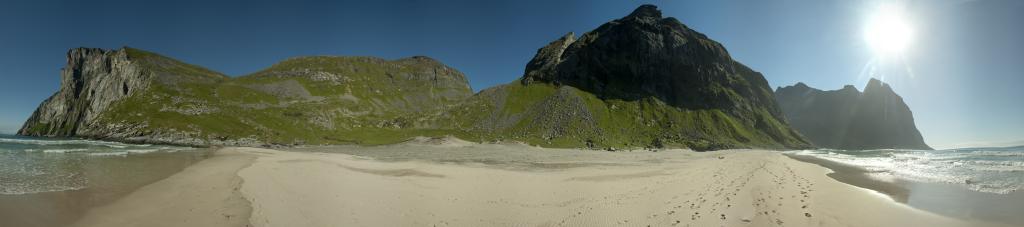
<box><xmin>1</xmin><ymin>0</ymin><xmax>1021</xmax><ymax>148</ymax></box>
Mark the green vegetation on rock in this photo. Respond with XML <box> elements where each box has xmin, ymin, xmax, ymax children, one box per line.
<box><xmin>432</xmin><ymin>81</ymin><xmax>808</xmax><ymax>151</ymax></box>
<box><xmin>21</xmin><ymin>47</ymin><xmax>473</xmax><ymax>146</ymax></box>
<box><xmin>20</xmin><ymin>4</ymin><xmax>811</xmax><ymax>151</ymax></box>
<box><xmin>428</xmin><ymin>5</ymin><xmax>810</xmax><ymax>151</ymax></box>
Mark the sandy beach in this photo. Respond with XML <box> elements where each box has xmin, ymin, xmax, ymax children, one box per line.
<box><xmin>68</xmin><ymin>141</ymin><xmax>1012</xmax><ymax>227</ymax></box>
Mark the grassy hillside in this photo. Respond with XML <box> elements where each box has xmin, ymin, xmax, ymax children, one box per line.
<box><xmin>26</xmin><ymin>44</ymin><xmax>807</xmax><ymax>150</ymax></box>
<box><xmin>433</xmin><ymin>81</ymin><xmax>808</xmax><ymax>151</ymax></box>
<box><xmin>92</xmin><ymin>48</ymin><xmax>472</xmax><ymax>146</ymax></box>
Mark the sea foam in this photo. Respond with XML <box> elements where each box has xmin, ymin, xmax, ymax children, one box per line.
<box><xmin>789</xmin><ymin>147</ymin><xmax>1024</xmax><ymax>194</ymax></box>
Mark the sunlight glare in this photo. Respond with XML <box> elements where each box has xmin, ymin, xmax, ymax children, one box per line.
<box><xmin>864</xmin><ymin>5</ymin><xmax>913</xmax><ymax>57</ymax></box>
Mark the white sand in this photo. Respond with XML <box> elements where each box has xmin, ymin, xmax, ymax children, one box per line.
<box><xmin>72</xmin><ymin>143</ymin><xmax>1011</xmax><ymax>227</ymax></box>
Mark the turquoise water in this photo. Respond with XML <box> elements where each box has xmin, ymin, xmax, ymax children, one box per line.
<box><xmin>789</xmin><ymin>146</ymin><xmax>1024</xmax><ymax>194</ymax></box>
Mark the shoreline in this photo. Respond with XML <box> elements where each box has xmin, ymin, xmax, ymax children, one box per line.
<box><xmin>66</xmin><ymin>145</ymin><xmax>1011</xmax><ymax>227</ymax></box>
<box><xmin>783</xmin><ymin>154</ymin><xmax>912</xmax><ymax>202</ymax></box>
<box><xmin>0</xmin><ymin>149</ymin><xmax>212</xmax><ymax>227</ymax></box>
<box><xmin>785</xmin><ymin>153</ymin><xmax>1024</xmax><ymax>226</ymax></box>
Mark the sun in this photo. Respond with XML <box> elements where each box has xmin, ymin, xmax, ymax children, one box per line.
<box><xmin>864</xmin><ymin>5</ymin><xmax>913</xmax><ymax>57</ymax></box>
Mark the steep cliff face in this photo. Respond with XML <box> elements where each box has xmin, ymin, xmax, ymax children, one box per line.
<box><xmin>19</xmin><ymin>48</ymin><xmax>154</xmax><ymax>137</ymax></box>
<box><xmin>522</xmin><ymin>5</ymin><xmax>781</xmax><ymax>116</ymax></box>
<box><xmin>437</xmin><ymin>5</ymin><xmax>810</xmax><ymax>151</ymax></box>
<box><xmin>19</xmin><ymin>47</ymin><xmax>472</xmax><ymax>146</ymax></box>
<box><xmin>775</xmin><ymin>79</ymin><xmax>932</xmax><ymax>150</ymax></box>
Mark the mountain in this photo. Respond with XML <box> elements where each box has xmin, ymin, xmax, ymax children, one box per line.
<box><xmin>19</xmin><ymin>47</ymin><xmax>472</xmax><ymax>146</ymax></box>
<box><xmin>19</xmin><ymin>5</ymin><xmax>811</xmax><ymax>151</ymax></box>
<box><xmin>774</xmin><ymin>79</ymin><xmax>932</xmax><ymax>150</ymax></box>
<box><xmin>431</xmin><ymin>5</ymin><xmax>810</xmax><ymax>151</ymax></box>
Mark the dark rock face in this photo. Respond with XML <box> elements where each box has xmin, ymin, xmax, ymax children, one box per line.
<box><xmin>775</xmin><ymin>79</ymin><xmax>932</xmax><ymax>150</ymax></box>
<box><xmin>18</xmin><ymin>48</ymin><xmax>151</xmax><ymax>137</ymax></box>
<box><xmin>523</xmin><ymin>4</ymin><xmax>779</xmax><ymax>116</ymax></box>
<box><xmin>522</xmin><ymin>32</ymin><xmax>575</xmax><ymax>85</ymax></box>
<box><xmin>512</xmin><ymin>4</ymin><xmax>806</xmax><ymax>149</ymax></box>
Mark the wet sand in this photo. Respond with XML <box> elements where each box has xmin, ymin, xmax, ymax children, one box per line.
<box><xmin>0</xmin><ymin>151</ymin><xmax>211</xmax><ymax>227</ymax></box>
<box><xmin>71</xmin><ymin>149</ymin><xmax>253</xmax><ymax>227</ymax></box>
<box><xmin>66</xmin><ymin>140</ymin><xmax>1013</xmax><ymax>227</ymax></box>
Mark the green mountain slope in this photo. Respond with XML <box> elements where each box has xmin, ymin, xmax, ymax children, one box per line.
<box><xmin>435</xmin><ymin>81</ymin><xmax>807</xmax><ymax>151</ymax></box>
<box><xmin>20</xmin><ymin>5</ymin><xmax>810</xmax><ymax>151</ymax></box>
<box><xmin>20</xmin><ymin>48</ymin><xmax>472</xmax><ymax>146</ymax></box>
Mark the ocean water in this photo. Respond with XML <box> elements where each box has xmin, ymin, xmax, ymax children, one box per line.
<box><xmin>788</xmin><ymin>146</ymin><xmax>1024</xmax><ymax>194</ymax></box>
<box><xmin>0</xmin><ymin>135</ymin><xmax>211</xmax><ymax>226</ymax></box>
<box><xmin>0</xmin><ymin>135</ymin><xmax>210</xmax><ymax>225</ymax></box>
<box><xmin>0</xmin><ymin>135</ymin><xmax>208</xmax><ymax>195</ymax></box>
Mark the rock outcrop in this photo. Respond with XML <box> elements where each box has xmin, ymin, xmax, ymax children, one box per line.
<box><xmin>775</xmin><ymin>79</ymin><xmax>932</xmax><ymax>150</ymax></box>
<box><xmin>438</xmin><ymin>4</ymin><xmax>810</xmax><ymax>151</ymax></box>
<box><xmin>19</xmin><ymin>48</ymin><xmax>154</xmax><ymax>137</ymax></box>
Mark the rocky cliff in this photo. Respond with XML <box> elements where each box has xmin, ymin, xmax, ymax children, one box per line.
<box><xmin>775</xmin><ymin>79</ymin><xmax>932</xmax><ymax>150</ymax></box>
<box><xmin>19</xmin><ymin>48</ymin><xmax>226</xmax><ymax>138</ymax></box>
<box><xmin>19</xmin><ymin>48</ymin><xmax>146</xmax><ymax>137</ymax></box>
<box><xmin>436</xmin><ymin>5</ymin><xmax>810</xmax><ymax>150</ymax></box>
<box><xmin>19</xmin><ymin>47</ymin><xmax>472</xmax><ymax>146</ymax></box>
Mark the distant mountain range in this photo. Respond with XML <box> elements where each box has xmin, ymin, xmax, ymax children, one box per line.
<box><xmin>775</xmin><ymin>79</ymin><xmax>932</xmax><ymax>150</ymax></box>
<box><xmin>23</xmin><ymin>5</ymin><xmax>902</xmax><ymax>151</ymax></box>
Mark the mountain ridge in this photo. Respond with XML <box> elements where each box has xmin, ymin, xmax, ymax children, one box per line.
<box><xmin>19</xmin><ymin>4</ymin><xmax>812</xmax><ymax>151</ymax></box>
<box><xmin>775</xmin><ymin>78</ymin><xmax>932</xmax><ymax>150</ymax></box>
<box><xmin>19</xmin><ymin>46</ymin><xmax>473</xmax><ymax>146</ymax></box>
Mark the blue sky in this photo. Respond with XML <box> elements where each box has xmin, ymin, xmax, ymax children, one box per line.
<box><xmin>0</xmin><ymin>0</ymin><xmax>1021</xmax><ymax>148</ymax></box>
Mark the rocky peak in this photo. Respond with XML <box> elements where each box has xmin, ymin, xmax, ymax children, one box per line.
<box><xmin>863</xmin><ymin>78</ymin><xmax>895</xmax><ymax>95</ymax></box>
<box><xmin>522</xmin><ymin>32</ymin><xmax>576</xmax><ymax>84</ymax></box>
<box><xmin>625</xmin><ymin>4</ymin><xmax>662</xmax><ymax>20</ymax></box>
<box><xmin>521</xmin><ymin>3</ymin><xmax>770</xmax><ymax>115</ymax></box>
<box><xmin>68</xmin><ymin>47</ymin><xmax>114</xmax><ymax>63</ymax></box>
<box><xmin>779</xmin><ymin>82</ymin><xmax>813</xmax><ymax>93</ymax></box>
<box><xmin>506</xmin><ymin>4</ymin><xmax>808</xmax><ymax>149</ymax></box>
